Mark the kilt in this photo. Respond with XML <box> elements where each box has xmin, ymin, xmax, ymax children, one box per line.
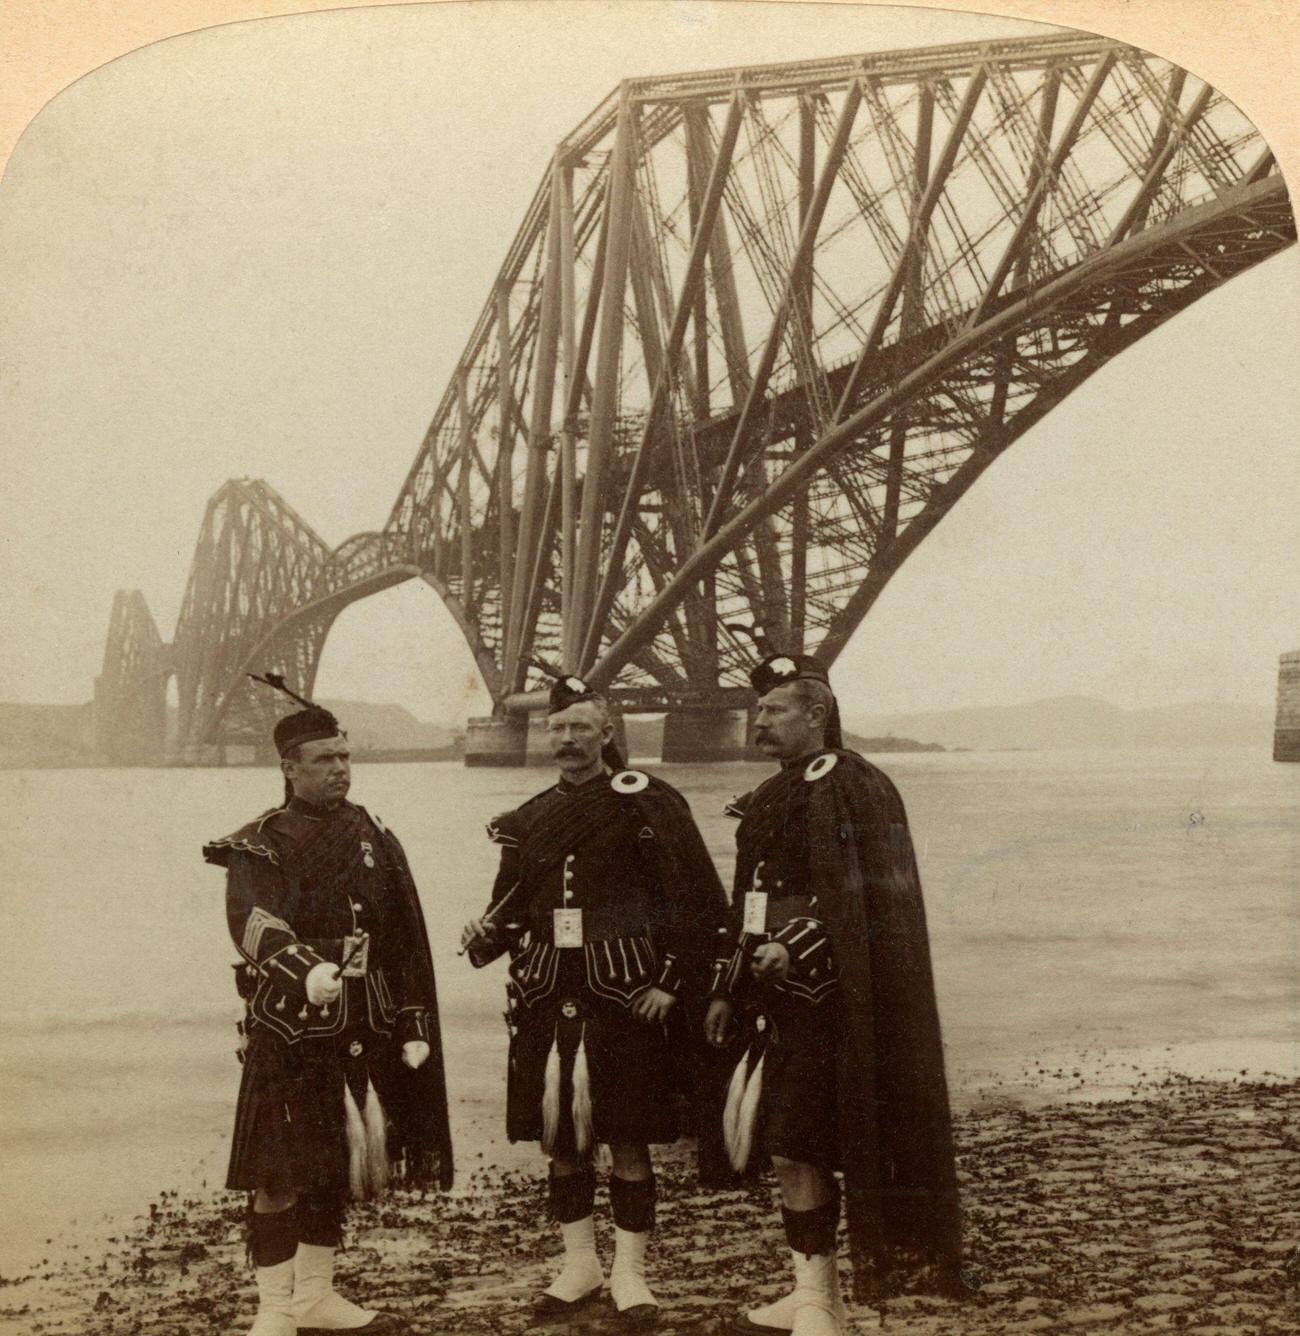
<box><xmin>506</xmin><ymin>956</ymin><xmax>680</xmax><ymax>1149</ymax></box>
<box><xmin>757</xmin><ymin>990</ymin><xmax>842</xmax><ymax>1169</ymax></box>
<box><xmin>227</xmin><ymin>1018</ymin><xmax>406</xmax><ymax>1194</ymax></box>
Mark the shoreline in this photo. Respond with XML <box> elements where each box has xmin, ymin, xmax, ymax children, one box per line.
<box><xmin>7</xmin><ymin>1070</ymin><xmax>1298</xmax><ymax>1336</ymax></box>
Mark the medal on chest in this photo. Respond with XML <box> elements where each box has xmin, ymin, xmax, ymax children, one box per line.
<box><xmin>360</xmin><ymin>840</ymin><xmax>376</xmax><ymax>869</ymax></box>
<box><xmin>743</xmin><ymin>860</ymin><xmax>769</xmax><ymax>934</ymax></box>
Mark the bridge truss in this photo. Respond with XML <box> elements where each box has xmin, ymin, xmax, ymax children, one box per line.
<box><xmin>94</xmin><ymin>33</ymin><xmax>1294</xmax><ymax>759</ymax></box>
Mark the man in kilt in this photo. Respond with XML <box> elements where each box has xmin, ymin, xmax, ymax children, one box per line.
<box><xmin>704</xmin><ymin>655</ymin><xmax>963</xmax><ymax>1336</ymax></box>
<box><xmin>204</xmin><ymin>683</ymin><xmax>453</xmax><ymax>1335</ymax></box>
<box><xmin>461</xmin><ymin>676</ymin><xmax>728</xmax><ymax>1326</ymax></box>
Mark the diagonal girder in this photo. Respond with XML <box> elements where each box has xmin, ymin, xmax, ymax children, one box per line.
<box><xmin>100</xmin><ymin>33</ymin><xmax>1295</xmax><ymax>756</ymax></box>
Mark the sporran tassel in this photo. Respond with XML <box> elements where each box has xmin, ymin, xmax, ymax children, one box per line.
<box><xmin>362</xmin><ymin>1079</ymin><xmax>389</xmax><ymax>1198</ymax></box>
<box><xmin>722</xmin><ymin>1045</ymin><xmax>752</xmax><ymax>1169</ymax></box>
<box><xmin>571</xmin><ymin>1026</ymin><xmax>593</xmax><ymax>1155</ymax></box>
<box><xmin>733</xmin><ymin>1051</ymin><xmax>766</xmax><ymax>1174</ymax></box>
<box><xmin>723</xmin><ymin>1042</ymin><xmax>767</xmax><ymax>1174</ymax></box>
<box><xmin>540</xmin><ymin>1030</ymin><xmax>562</xmax><ymax>1156</ymax></box>
<box><xmin>343</xmin><ymin>1081</ymin><xmax>368</xmax><ymax>1199</ymax></box>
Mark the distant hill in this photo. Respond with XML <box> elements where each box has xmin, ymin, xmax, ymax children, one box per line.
<box><xmin>620</xmin><ymin>715</ymin><xmax>941</xmax><ymax>759</ymax></box>
<box><xmin>0</xmin><ymin>693</ymin><xmax>1274</xmax><ymax>767</ymax></box>
<box><xmin>316</xmin><ymin>699</ymin><xmax>461</xmax><ymax>755</ymax></box>
<box><xmin>0</xmin><ymin>702</ymin><xmax>96</xmax><ymax>767</ymax></box>
<box><xmin>846</xmin><ymin>694</ymin><xmax>1274</xmax><ymax>751</ymax></box>
<box><xmin>842</xmin><ymin>731</ymin><xmax>944</xmax><ymax>754</ymax></box>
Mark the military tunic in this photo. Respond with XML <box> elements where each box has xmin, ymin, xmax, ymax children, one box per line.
<box><xmin>474</xmin><ymin>769</ymin><xmax>727</xmax><ymax>1151</ymax></box>
<box><xmin>205</xmin><ymin>796</ymin><xmax>453</xmax><ymax>1196</ymax></box>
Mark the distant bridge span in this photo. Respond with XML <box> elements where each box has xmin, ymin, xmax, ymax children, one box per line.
<box><xmin>94</xmin><ymin>33</ymin><xmax>1294</xmax><ymax>762</ymax></box>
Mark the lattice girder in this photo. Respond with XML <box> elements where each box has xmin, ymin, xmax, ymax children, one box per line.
<box><xmin>381</xmin><ymin>33</ymin><xmax>1292</xmax><ymax>709</ymax></box>
<box><xmin>102</xmin><ymin>34</ymin><xmax>1294</xmax><ymax>754</ymax></box>
<box><xmin>93</xmin><ymin>589</ymin><xmax>167</xmax><ymax>762</ymax></box>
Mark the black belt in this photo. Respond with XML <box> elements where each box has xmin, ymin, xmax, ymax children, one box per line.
<box><xmin>765</xmin><ymin>894</ymin><xmax>817</xmax><ymax>931</ymax></box>
<box><xmin>532</xmin><ymin>904</ymin><xmax>656</xmax><ymax>943</ymax></box>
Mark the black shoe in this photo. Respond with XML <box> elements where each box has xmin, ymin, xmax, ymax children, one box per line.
<box><xmin>610</xmin><ymin>1297</ymin><xmax>660</xmax><ymax>1328</ymax></box>
<box><xmin>531</xmin><ymin>1286</ymin><xmax>603</xmax><ymax>1321</ymax></box>
<box><xmin>299</xmin><ymin>1314</ymin><xmax>407</xmax><ymax>1335</ymax></box>
<box><xmin>728</xmin><ymin>1313</ymin><xmax>787</xmax><ymax>1335</ymax></box>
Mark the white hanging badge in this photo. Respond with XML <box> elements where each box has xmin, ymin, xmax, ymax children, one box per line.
<box><xmin>341</xmin><ymin>933</ymin><xmax>369</xmax><ymax>977</ymax></box>
<box><xmin>553</xmin><ymin>908</ymin><xmax>584</xmax><ymax>947</ymax></box>
<box><xmin>742</xmin><ymin>891</ymin><xmax>768</xmax><ymax>935</ymax></box>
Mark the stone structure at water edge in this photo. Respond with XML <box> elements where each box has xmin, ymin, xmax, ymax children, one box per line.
<box><xmin>1274</xmin><ymin>652</ymin><xmax>1300</xmax><ymax>761</ymax></box>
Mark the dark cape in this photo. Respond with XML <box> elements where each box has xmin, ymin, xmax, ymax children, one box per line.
<box><xmin>366</xmin><ymin>814</ymin><xmax>455</xmax><ymax>1191</ymax></box>
<box><xmin>205</xmin><ymin>801</ymin><xmax>454</xmax><ymax>1193</ymax></box>
<box><xmin>742</xmin><ymin>750</ymin><xmax>963</xmax><ymax>1301</ymax></box>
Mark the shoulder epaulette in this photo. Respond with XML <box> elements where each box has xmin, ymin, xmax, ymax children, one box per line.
<box><xmin>202</xmin><ymin>809</ymin><xmax>285</xmax><ymax>868</ymax></box>
<box><xmin>486</xmin><ymin>809</ymin><xmax>522</xmax><ymax>846</ymax></box>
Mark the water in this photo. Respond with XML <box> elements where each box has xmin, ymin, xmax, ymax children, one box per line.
<box><xmin>1</xmin><ymin>749</ymin><xmax>1296</xmax><ymax>1272</ymax></box>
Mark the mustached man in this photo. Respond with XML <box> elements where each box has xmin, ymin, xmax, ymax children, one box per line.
<box><xmin>704</xmin><ymin>655</ymin><xmax>964</xmax><ymax>1335</ymax></box>
<box><xmin>462</xmin><ymin>676</ymin><xmax>728</xmax><ymax>1327</ymax></box>
<box><xmin>205</xmin><ymin>686</ymin><xmax>453</xmax><ymax>1335</ymax></box>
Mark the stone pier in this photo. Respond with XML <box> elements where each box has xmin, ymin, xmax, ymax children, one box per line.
<box><xmin>464</xmin><ymin>715</ymin><xmax>529</xmax><ymax>767</ymax></box>
<box><xmin>1274</xmin><ymin>651</ymin><xmax>1300</xmax><ymax>761</ymax></box>
<box><xmin>661</xmin><ymin>706</ymin><xmax>754</xmax><ymax>763</ymax></box>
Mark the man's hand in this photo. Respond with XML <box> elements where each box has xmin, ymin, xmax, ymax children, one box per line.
<box><xmin>460</xmin><ymin>917</ymin><xmax>497</xmax><ymax>952</ymax></box>
<box><xmin>704</xmin><ymin>998</ymin><xmax>733</xmax><ymax>1047</ymax></box>
<box><xmin>631</xmin><ymin>986</ymin><xmax>677</xmax><ymax>1025</ymax></box>
<box><xmin>305</xmin><ymin>961</ymin><xmax>342</xmax><ymax>1006</ymax></box>
<box><xmin>402</xmin><ymin>1040</ymin><xmax>430</xmax><ymax>1070</ymax></box>
<box><xmin>749</xmin><ymin>942</ymin><xmax>790</xmax><ymax>983</ymax></box>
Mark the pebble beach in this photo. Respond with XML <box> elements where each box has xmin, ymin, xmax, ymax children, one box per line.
<box><xmin>7</xmin><ymin>1068</ymin><xmax>1298</xmax><ymax>1336</ymax></box>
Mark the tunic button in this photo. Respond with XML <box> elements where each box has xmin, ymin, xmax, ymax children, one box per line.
<box><xmin>286</xmin><ymin>945</ymin><xmax>298</xmax><ymax>956</ymax></box>
<box><xmin>352</xmin><ymin>902</ymin><xmax>363</xmax><ymax>913</ymax></box>
<box><xmin>349</xmin><ymin>1040</ymin><xmax>364</xmax><ymax>1058</ymax></box>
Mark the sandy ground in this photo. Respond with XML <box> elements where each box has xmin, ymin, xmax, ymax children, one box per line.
<box><xmin>5</xmin><ymin>1074</ymin><xmax>1299</xmax><ymax>1336</ymax></box>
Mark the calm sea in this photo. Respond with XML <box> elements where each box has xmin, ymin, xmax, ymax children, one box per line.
<box><xmin>1</xmin><ymin>749</ymin><xmax>1296</xmax><ymax>1271</ymax></box>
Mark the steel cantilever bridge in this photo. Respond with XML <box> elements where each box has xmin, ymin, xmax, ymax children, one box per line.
<box><xmin>94</xmin><ymin>33</ymin><xmax>1295</xmax><ymax>763</ymax></box>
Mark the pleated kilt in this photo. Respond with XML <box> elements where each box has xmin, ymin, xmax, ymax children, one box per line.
<box><xmin>506</xmin><ymin>954</ymin><xmax>680</xmax><ymax>1150</ymax></box>
<box><xmin>227</xmin><ymin>1020</ymin><xmax>405</xmax><ymax>1195</ymax></box>
<box><xmin>754</xmin><ymin>990</ymin><xmax>842</xmax><ymax>1170</ymax></box>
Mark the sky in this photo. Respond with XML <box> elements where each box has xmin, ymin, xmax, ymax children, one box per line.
<box><xmin>1</xmin><ymin>1</ymin><xmax>1296</xmax><ymax>727</ymax></box>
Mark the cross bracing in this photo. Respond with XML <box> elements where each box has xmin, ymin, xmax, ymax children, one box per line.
<box><xmin>92</xmin><ymin>34</ymin><xmax>1295</xmax><ymax>759</ymax></box>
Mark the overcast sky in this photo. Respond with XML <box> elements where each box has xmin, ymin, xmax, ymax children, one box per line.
<box><xmin>2</xmin><ymin>1</ymin><xmax>1296</xmax><ymax>727</ymax></box>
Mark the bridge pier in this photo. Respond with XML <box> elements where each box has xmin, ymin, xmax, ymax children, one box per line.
<box><xmin>1274</xmin><ymin>652</ymin><xmax>1300</xmax><ymax>761</ymax></box>
<box><xmin>464</xmin><ymin>715</ymin><xmax>529</xmax><ymax>767</ymax></box>
<box><xmin>661</xmin><ymin>706</ymin><xmax>755</xmax><ymax>763</ymax></box>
